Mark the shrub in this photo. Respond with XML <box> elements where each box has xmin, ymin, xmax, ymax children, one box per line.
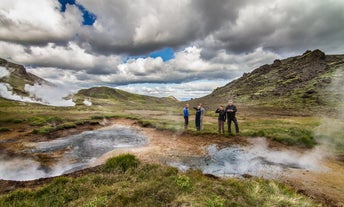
<box><xmin>206</xmin><ymin>195</ymin><xmax>226</xmax><ymax>207</ymax></box>
<box><xmin>12</xmin><ymin>119</ymin><xmax>23</xmax><ymax>123</ymax></box>
<box><xmin>103</xmin><ymin>154</ymin><xmax>140</xmax><ymax>173</ymax></box>
<box><xmin>84</xmin><ymin>196</ymin><xmax>108</xmax><ymax>207</ymax></box>
<box><xmin>174</xmin><ymin>175</ymin><xmax>191</xmax><ymax>191</ymax></box>
<box><xmin>32</xmin><ymin>126</ymin><xmax>55</xmax><ymax>134</ymax></box>
<box><xmin>0</xmin><ymin>127</ymin><xmax>10</xmax><ymax>132</ymax></box>
<box><xmin>28</xmin><ymin>116</ymin><xmax>47</xmax><ymax>126</ymax></box>
<box><xmin>56</xmin><ymin>122</ymin><xmax>77</xmax><ymax>130</ymax></box>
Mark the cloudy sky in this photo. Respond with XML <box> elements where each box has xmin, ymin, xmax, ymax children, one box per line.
<box><xmin>1</xmin><ymin>0</ymin><xmax>344</xmax><ymax>100</ymax></box>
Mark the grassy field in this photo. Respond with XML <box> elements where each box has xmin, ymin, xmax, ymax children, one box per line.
<box><xmin>1</xmin><ymin>97</ymin><xmax>343</xmax><ymax>152</ymax></box>
<box><xmin>0</xmin><ymin>154</ymin><xmax>321</xmax><ymax>207</ymax></box>
<box><xmin>1</xmin><ymin>97</ymin><xmax>344</xmax><ymax>206</ymax></box>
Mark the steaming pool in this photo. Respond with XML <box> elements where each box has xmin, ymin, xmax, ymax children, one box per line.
<box><xmin>0</xmin><ymin>126</ymin><xmax>324</xmax><ymax>181</ymax></box>
<box><xmin>0</xmin><ymin>125</ymin><xmax>148</xmax><ymax>181</ymax></box>
<box><xmin>169</xmin><ymin>138</ymin><xmax>324</xmax><ymax>179</ymax></box>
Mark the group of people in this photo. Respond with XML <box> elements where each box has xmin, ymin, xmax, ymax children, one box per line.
<box><xmin>183</xmin><ymin>100</ymin><xmax>239</xmax><ymax>135</ymax></box>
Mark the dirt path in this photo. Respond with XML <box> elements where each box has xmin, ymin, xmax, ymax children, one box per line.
<box><xmin>94</xmin><ymin>119</ymin><xmax>248</xmax><ymax>165</ymax></box>
<box><xmin>282</xmin><ymin>161</ymin><xmax>344</xmax><ymax>207</ymax></box>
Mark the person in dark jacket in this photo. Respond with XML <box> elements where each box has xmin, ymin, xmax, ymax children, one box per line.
<box><xmin>225</xmin><ymin>100</ymin><xmax>239</xmax><ymax>134</ymax></box>
<box><xmin>215</xmin><ymin>106</ymin><xmax>226</xmax><ymax>134</ymax></box>
<box><xmin>183</xmin><ymin>104</ymin><xmax>189</xmax><ymax>129</ymax></box>
<box><xmin>193</xmin><ymin>105</ymin><xmax>201</xmax><ymax>131</ymax></box>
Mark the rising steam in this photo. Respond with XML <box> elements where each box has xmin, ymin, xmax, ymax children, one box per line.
<box><xmin>1</xmin><ymin>66</ymin><xmax>76</xmax><ymax>106</ymax></box>
<box><xmin>314</xmin><ymin>66</ymin><xmax>344</xmax><ymax>152</ymax></box>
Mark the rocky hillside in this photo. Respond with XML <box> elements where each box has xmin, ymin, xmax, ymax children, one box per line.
<box><xmin>0</xmin><ymin>58</ymin><xmax>50</xmax><ymax>97</ymax></box>
<box><xmin>191</xmin><ymin>49</ymin><xmax>344</xmax><ymax>110</ymax></box>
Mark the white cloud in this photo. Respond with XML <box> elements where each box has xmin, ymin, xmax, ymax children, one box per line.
<box><xmin>116</xmin><ymin>79</ymin><xmax>228</xmax><ymax>100</ymax></box>
<box><xmin>0</xmin><ymin>0</ymin><xmax>82</xmax><ymax>43</ymax></box>
<box><xmin>1</xmin><ymin>0</ymin><xmax>344</xmax><ymax>100</ymax></box>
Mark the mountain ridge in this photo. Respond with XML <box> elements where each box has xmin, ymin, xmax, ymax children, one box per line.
<box><xmin>0</xmin><ymin>57</ymin><xmax>51</xmax><ymax>97</ymax></box>
<box><xmin>188</xmin><ymin>49</ymin><xmax>344</xmax><ymax>111</ymax></box>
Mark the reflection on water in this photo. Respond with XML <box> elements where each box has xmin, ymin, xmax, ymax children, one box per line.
<box><xmin>0</xmin><ymin>125</ymin><xmax>147</xmax><ymax>181</ymax></box>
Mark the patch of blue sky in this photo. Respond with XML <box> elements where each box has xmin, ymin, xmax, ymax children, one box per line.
<box><xmin>124</xmin><ymin>47</ymin><xmax>175</xmax><ymax>63</ymax></box>
<box><xmin>58</xmin><ymin>0</ymin><xmax>96</xmax><ymax>25</ymax></box>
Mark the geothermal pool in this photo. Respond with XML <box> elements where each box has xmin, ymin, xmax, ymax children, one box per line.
<box><xmin>0</xmin><ymin>126</ymin><xmax>325</xmax><ymax>181</ymax></box>
<box><xmin>0</xmin><ymin>125</ymin><xmax>148</xmax><ymax>181</ymax></box>
<box><xmin>169</xmin><ymin>138</ymin><xmax>325</xmax><ymax>179</ymax></box>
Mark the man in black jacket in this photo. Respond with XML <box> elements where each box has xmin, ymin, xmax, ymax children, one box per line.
<box><xmin>193</xmin><ymin>104</ymin><xmax>201</xmax><ymax>131</ymax></box>
<box><xmin>225</xmin><ymin>100</ymin><xmax>239</xmax><ymax>134</ymax></box>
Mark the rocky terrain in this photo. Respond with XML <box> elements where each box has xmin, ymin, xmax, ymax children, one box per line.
<box><xmin>190</xmin><ymin>50</ymin><xmax>344</xmax><ymax>111</ymax></box>
<box><xmin>0</xmin><ymin>58</ymin><xmax>51</xmax><ymax>97</ymax></box>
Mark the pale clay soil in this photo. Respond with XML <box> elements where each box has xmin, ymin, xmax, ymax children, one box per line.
<box><xmin>0</xmin><ymin>118</ymin><xmax>343</xmax><ymax>206</ymax></box>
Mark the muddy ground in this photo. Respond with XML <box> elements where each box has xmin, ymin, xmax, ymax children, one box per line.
<box><xmin>0</xmin><ymin>119</ymin><xmax>343</xmax><ymax>207</ymax></box>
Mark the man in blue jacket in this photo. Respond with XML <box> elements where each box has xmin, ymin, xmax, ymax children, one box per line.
<box><xmin>225</xmin><ymin>100</ymin><xmax>239</xmax><ymax>134</ymax></box>
<box><xmin>183</xmin><ymin>104</ymin><xmax>189</xmax><ymax>129</ymax></box>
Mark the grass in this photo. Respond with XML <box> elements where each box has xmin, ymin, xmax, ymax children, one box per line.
<box><xmin>235</xmin><ymin>116</ymin><xmax>319</xmax><ymax>147</ymax></box>
<box><xmin>0</xmin><ymin>154</ymin><xmax>321</xmax><ymax>207</ymax></box>
<box><xmin>0</xmin><ymin>96</ymin><xmax>336</xmax><ymax>148</ymax></box>
<box><xmin>134</xmin><ymin>114</ymin><xmax>320</xmax><ymax>148</ymax></box>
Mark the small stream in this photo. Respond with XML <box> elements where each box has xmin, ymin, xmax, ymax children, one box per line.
<box><xmin>0</xmin><ymin>125</ymin><xmax>148</xmax><ymax>181</ymax></box>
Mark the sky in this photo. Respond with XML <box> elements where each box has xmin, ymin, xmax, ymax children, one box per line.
<box><xmin>0</xmin><ymin>0</ymin><xmax>344</xmax><ymax>101</ymax></box>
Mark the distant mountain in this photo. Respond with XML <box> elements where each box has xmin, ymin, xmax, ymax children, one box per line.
<box><xmin>0</xmin><ymin>58</ymin><xmax>51</xmax><ymax>97</ymax></box>
<box><xmin>189</xmin><ymin>49</ymin><xmax>344</xmax><ymax>110</ymax></box>
<box><xmin>75</xmin><ymin>86</ymin><xmax>179</xmax><ymax>105</ymax></box>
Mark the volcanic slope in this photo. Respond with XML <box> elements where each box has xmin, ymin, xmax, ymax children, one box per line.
<box><xmin>0</xmin><ymin>58</ymin><xmax>50</xmax><ymax>97</ymax></box>
<box><xmin>191</xmin><ymin>49</ymin><xmax>344</xmax><ymax>112</ymax></box>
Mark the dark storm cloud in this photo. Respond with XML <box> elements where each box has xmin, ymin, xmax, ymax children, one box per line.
<box><xmin>199</xmin><ymin>0</ymin><xmax>344</xmax><ymax>56</ymax></box>
<box><xmin>76</xmin><ymin>0</ymin><xmax>252</xmax><ymax>56</ymax></box>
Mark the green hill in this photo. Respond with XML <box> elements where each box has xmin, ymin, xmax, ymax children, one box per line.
<box><xmin>188</xmin><ymin>49</ymin><xmax>344</xmax><ymax>112</ymax></box>
<box><xmin>74</xmin><ymin>86</ymin><xmax>178</xmax><ymax>106</ymax></box>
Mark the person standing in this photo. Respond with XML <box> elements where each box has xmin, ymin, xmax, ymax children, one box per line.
<box><xmin>193</xmin><ymin>104</ymin><xmax>201</xmax><ymax>131</ymax></box>
<box><xmin>225</xmin><ymin>100</ymin><xmax>239</xmax><ymax>134</ymax></box>
<box><xmin>200</xmin><ymin>103</ymin><xmax>205</xmax><ymax>130</ymax></box>
<box><xmin>183</xmin><ymin>104</ymin><xmax>189</xmax><ymax>129</ymax></box>
<box><xmin>215</xmin><ymin>106</ymin><xmax>226</xmax><ymax>134</ymax></box>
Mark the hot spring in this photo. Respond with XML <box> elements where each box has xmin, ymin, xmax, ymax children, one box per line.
<box><xmin>0</xmin><ymin>125</ymin><xmax>148</xmax><ymax>181</ymax></box>
<box><xmin>0</xmin><ymin>126</ymin><xmax>326</xmax><ymax>181</ymax></box>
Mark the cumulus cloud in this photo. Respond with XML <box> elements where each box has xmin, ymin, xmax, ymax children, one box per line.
<box><xmin>1</xmin><ymin>0</ymin><xmax>344</xmax><ymax>99</ymax></box>
<box><xmin>0</xmin><ymin>0</ymin><xmax>82</xmax><ymax>44</ymax></box>
<box><xmin>200</xmin><ymin>0</ymin><xmax>344</xmax><ymax>55</ymax></box>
